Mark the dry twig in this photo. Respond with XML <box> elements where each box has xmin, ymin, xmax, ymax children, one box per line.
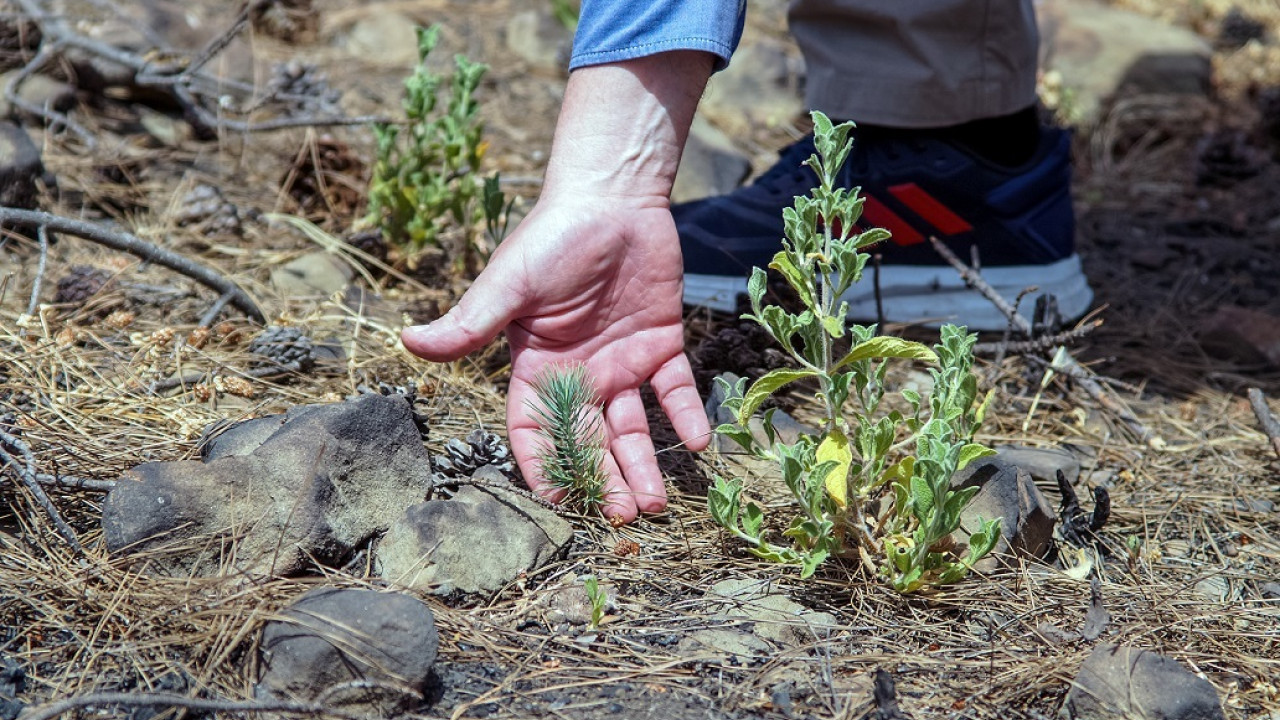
<box><xmin>12</xmin><ymin>0</ymin><xmax>394</xmax><ymax>138</ymax></box>
<box><xmin>0</xmin><ymin>426</ymin><xmax>84</xmax><ymax>553</ymax></box>
<box><xmin>25</xmin><ymin>224</ymin><xmax>50</xmax><ymax>316</ymax></box>
<box><xmin>34</xmin><ymin>471</ymin><xmax>115</xmax><ymax>491</ymax></box>
<box><xmin>928</xmin><ymin>235</ymin><xmax>1157</xmax><ymax>445</ymax></box>
<box><xmin>0</xmin><ymin>208</ymin><xmax>264</xmax><ymax>323</ymax></box>
<box><xmin>1246</xmin><ymin>387</ymin><xmax>1280</xmax><ymax>460</ymax></box>
<box><xmin>973</xmin><ymin>321</ymin><xmax>1101</xmax><ymax>355</ymax></box>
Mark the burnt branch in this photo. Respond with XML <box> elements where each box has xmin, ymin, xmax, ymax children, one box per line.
<box><xmin>12</xmin><ymin>0</ymin><xmax>395</xmax><ymax>138</ymax></box>
<box><xmin>0</xmin><ymin>426</ymin><xmax>84</xmax><ymax>554</ymax></box>
<box><xmin>1247</xmin><ymin>387</ymin><xmax>1280</xmax><ymax>460</ymax></box>
<box><xmin>0</xmin><ymin>208</ymin><xmax>265</xmax><ymax>322</ymax></box>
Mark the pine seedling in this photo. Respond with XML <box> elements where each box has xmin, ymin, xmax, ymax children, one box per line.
<box><xmin>583</xmin><ymin>575</ymin><xmax>607</xmax><ymax>630</ymax></box>
<box><xmin>527</xmin><ymin>364</ymin><xmax>608</xmax><ymax>511</ymax></box>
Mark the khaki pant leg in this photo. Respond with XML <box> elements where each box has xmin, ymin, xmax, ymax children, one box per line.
<box><xmin>788</xmin><ymin>0</ymin><xmax>1039</xmax><ymax>127</ymax></box>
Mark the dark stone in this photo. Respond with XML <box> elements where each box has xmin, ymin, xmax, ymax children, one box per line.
<box><xmin>1059</xmin><ymin>644</ymin><xmax>1225</xmax><ymax>720</ymax></box>
<box><xmin>1197</xmin><ymin>305</ymin><xmax>1280</xmax><ymax>367</ymax></box>
<box><xmin>256</xmin><ymin>587</ymin><xmax>438</xmax><ymax>716</ymax></box>
<box><xmin>954</xmin><ymin>458</ymin><xmax>1057</xmax><ymax>569</ymax></box>
<box><xmin>103</xmin><ymin>394</ymin><xmax>433</xmax><ymax>576</ymax></box>
<box><xmin>0</xmin><ymin>121</ymin><xmax>43</xmax><ymax>209</ymax></box>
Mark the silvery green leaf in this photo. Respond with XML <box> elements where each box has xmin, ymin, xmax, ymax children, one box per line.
<box><xmin>747</xmin><ymin>266</ymin><xmax>768</xmax><ymax>315</ymax></box>
<box><xmin>742</xmin><ymin>502</ymin><xmax>765</xmax><ymax>539</ymax></box>
<box><xmin>707</xmin><ymin>476</ymin><xmax>742</xmax><ymax>530</ymax></box>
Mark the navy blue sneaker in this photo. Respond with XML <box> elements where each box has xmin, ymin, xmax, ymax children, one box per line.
<box><xmin>675</xmin><ymin>125</ymin><xmax>1093</xmax><ymax>330</ymax></box>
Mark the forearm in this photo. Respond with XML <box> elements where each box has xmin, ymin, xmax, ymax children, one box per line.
<box><xmin>542</xmin><ymin>52</ymin><xmax>715</xmax><ymax>203</ymax></box>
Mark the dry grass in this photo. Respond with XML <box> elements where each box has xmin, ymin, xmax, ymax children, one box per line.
<box><xmin>3</xmin><ymin>1</ymin><xmax>1280</xmax><ymax>718</ymax></box>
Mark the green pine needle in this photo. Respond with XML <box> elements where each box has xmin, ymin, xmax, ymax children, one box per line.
<box><xmin>527</xmin><ymin>364</ymin><xmax>607</xmax><ymax>511</ymax></box>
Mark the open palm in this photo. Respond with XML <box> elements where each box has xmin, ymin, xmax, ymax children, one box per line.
<box><xmin>402</xmin><ymin>195</ymin><xmax>710</xmax><ymax>522</ymax></box>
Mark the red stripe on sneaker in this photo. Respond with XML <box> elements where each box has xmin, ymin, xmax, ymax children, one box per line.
<box><xmin>888</xmin><ymin>183</ymin><xmax>973</xmax><ymax>235</ymax></box>
<box><xmin>862</xmin><ymin>196</ymin><xmax>924</xmax><ymax>246</ymax></box>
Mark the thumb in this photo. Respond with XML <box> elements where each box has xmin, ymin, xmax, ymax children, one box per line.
<box><xmin>401</xmin><ymin>270</ymin><xmax>527</xmax><ymax>361</ymax></box>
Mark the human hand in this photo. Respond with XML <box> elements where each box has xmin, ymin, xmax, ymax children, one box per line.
<box><xmin>401</xmin><ymin>53</ymin><xmax>715</xmax><ymax>523</ymax></box>
<box><xmin>402</xmin><ymin>194</ymin><xmax>710</xmax><ymax>522</ymax></box>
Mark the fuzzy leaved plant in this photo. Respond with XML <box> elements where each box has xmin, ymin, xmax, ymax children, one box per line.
<box><xmin>365</xmin><ymin>26</ymin><xmax>510</xmax><ymax>261</ymax></box>
<box><xmin>707</xmin><ymin>111</ymin><xmax>1001</xmax><ymax>593</ymax></box>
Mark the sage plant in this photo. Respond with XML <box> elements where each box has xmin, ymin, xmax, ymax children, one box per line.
<box><xmin>707</xmin><ymin>112</ymin><xmax>1001</xmax><ymax>592</ymax></box>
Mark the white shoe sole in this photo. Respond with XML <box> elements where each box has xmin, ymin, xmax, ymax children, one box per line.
<box><xmin>683</xmin><ymin>255</ymin><xmax>1093</xmax><ymax>332</ymax></box>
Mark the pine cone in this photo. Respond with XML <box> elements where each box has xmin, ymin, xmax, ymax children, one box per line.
<box><xmin>431</xmin><ymin>429</ymin><xmax>515</xmax><ymax>479</ymax></box>
<box><xmin>252</xmin><ymin>0</ymin><xmax>317</xmax><ymax>43</ymax></box>
<box><xmin>249</xmin><ymin>325</ymin><xmax>317</xmax><ymax>371</ymax></box>
<box><xmin>175</xmin><ymin>184</ymin><xmax>241</xmax><ymax>236</ymax></box>
<box><xmin>268</xmin><ymin>61</ymin><xmax>342</xmax><ymax>114</ymax></box>
<box><xmin>54</xmin><ymin>266</ymin><xmax>111</xmax><ymax>306</ymax></box>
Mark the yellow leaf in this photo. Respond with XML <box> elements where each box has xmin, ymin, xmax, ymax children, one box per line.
<box><xmin>817</xmin><ymin>429</ymin><xmax>853</xmax><ymax>509</ymax></box>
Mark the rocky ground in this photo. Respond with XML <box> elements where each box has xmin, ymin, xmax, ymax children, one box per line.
<box><xmin>1</xmin><ymin>0</ymin><xmax>1280</xmax><ymax>719</ymax></box>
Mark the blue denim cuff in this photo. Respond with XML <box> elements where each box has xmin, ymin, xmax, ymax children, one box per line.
<box><xmin>569</xmin><ymin>0</ymin><xmax>746</xmax><ymax>72</ymax></box>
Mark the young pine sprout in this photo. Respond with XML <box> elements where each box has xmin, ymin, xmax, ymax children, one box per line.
<box><xmin>527</xmin><ymin>364</ymin><xmax>608</xmax><ymax>512</ymax></box>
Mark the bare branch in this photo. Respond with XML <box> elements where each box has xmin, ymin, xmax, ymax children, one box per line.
<box><xmin>197</xmin><ymin>289</ymin><xmax>236</xmax><ymax>328</ymax></box>
<box><xmin>0</xmin><ymin>426</ymin><xmax>84</xmax><ymax>553</ymax></box>
<box><xmin>0</xmin><ymin>208</ymin><xmax>265</xmax><ymax>323</ymax></box>
<box><xmin>1049</xmin><ymin>347</ymin><xmax>1158</xmax><ymax>447</ymax></box>
<box><xmin>974</xmin><ymin>320</ymin><xmax>1101</xmax><ymax>355</ymax></box>
<box><xmin>13</xmin><ymin>0</ymin><xmax>395</xmax><ymax>137</ymax></box>
<box><xmin>35</xmin><ymin>471</ymin><xmax>115</xmax><ymax>491</ymax></box>
<box><xmin>1247</xmin><ymin>387</ymin><xmax>1280</xmax><ymax>460</ymax></box>
<box><xmin>25</xmin><ymin>224</ymin><xmax>49</xmax><ymax>316</ymax></box>
<box><xmin>928</xmin><ymin>235</ymin><xmax>1157</xmax><ymax>445</ymax></box>
<box><xmin>929</xmin><ymin>235</ymin><xmax>1032</xmax><ymax>335</ymax></box>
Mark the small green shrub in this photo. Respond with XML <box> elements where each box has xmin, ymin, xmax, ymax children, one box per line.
<box><xmin>707</xmin><ymin>112</ymin><xmax>1001</xmax><ymax>593</ymax></box>
<box><xmin>365</xmin><ymin>26</ymin><xmax>510</xmax><ymax>262</ymax></box>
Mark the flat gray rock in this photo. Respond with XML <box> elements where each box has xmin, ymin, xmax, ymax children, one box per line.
<box><xmin>995</xmin><ymin>444</ymin><xmax>1081</xmax><ymax>487</ymax></box>
<box><xmin>344</xmin><ymin>11</ymin><xmax>422</xmax><ymax>68</ymax></box>
<box><xmin>255</xmin><ymin>587</ymin><xmax>438</xmax><ymax>716</ymax></box>
<box><xmin>671</xmin><ymin>116</ymin><xmax>752</xmax><ymax>204</ymax></box>
<box><xmin>504</xmin><ymin>10</ymin><xmax>571</xmax><ymax>73</ymax></box>
<box><xmin>1039</xmin><ymin>0</ymin><xmax>1211</xmax><ymax>127</ymax></box>
<box><xmin>700</xmin><ymin>40</ymin><xmax>804</xmax><ymax>136</ymax></box>
<box><xmin>376</xmin><ymin>485</ymin><xmax>572</xmax><ymax>595</ymax></box>
<box><xmin>677</xmin><ymin>629</ymin><xmax>774</xmax><ymax>666</ymax></box>
<box><xmin>270</xmin><ymin>251</ymin><xmax>354</xmax><ymax>298</ymax></box>
<box><xmin>1060</xmin><ymin>644</ymin><xmax>1224</xmax><ymax>720</ymax></box>
<box><xmin>706</xmin><ymin>578</ymin><xmax>838</xmax><ymax>647</ymax></box>
<box><xmin>103</xmin><ymin>394</ymin><xmax>433</xmax><ymax>576</ymax></box>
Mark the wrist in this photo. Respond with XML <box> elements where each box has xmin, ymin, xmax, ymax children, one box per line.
<box><xmin>541</xmin><ymin>52</ymin><xmax>713</xmax><ymax>202</ymax></box>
